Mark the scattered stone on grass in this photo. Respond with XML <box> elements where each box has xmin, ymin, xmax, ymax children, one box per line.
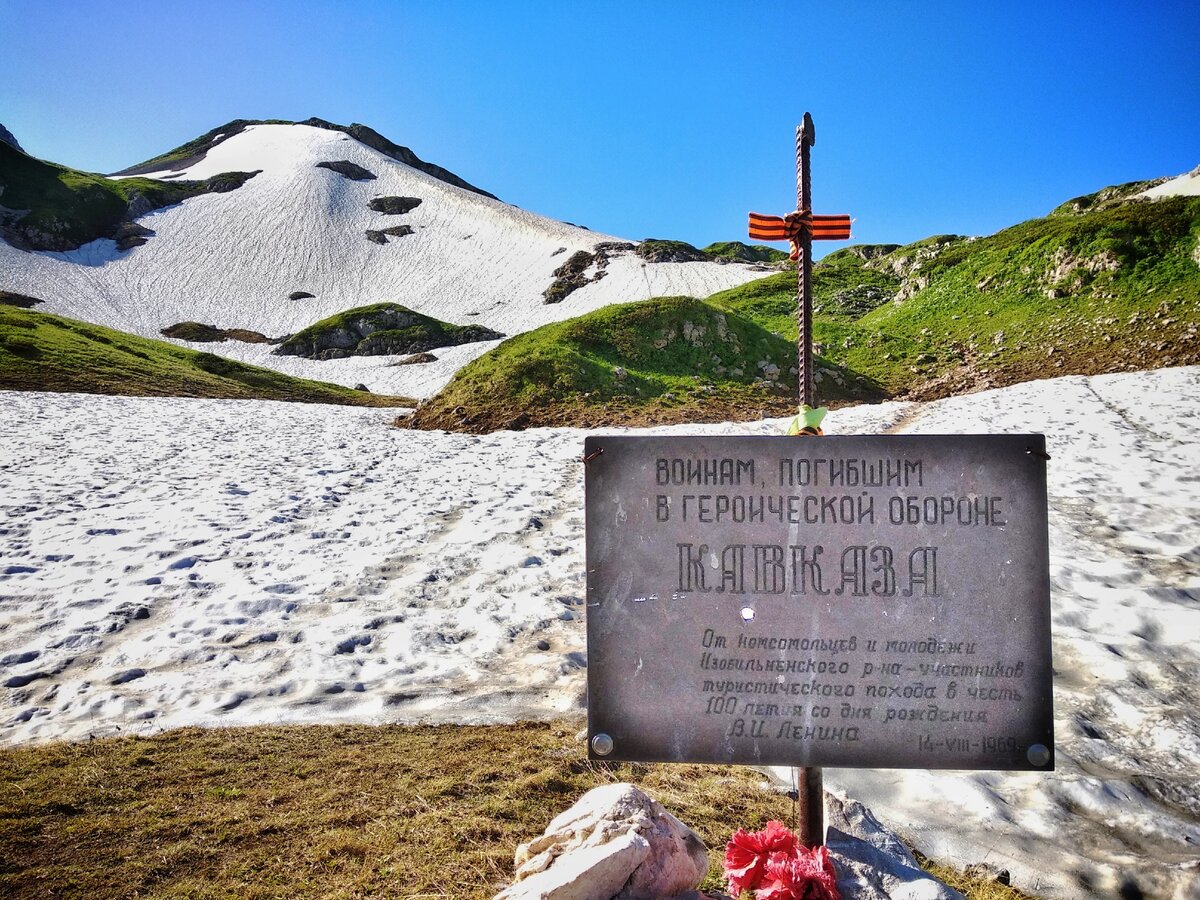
<box><xmin>494</xmin><ymin>782</ymin><xmax>708</xmax><ymax>900</ymax></box>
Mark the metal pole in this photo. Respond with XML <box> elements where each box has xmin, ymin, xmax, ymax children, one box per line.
<box><xmin>795</xmin><ymin>113</ymin><xmax>824</xmax><ymax>847</ymax></box>
<box><xmin>796</xmin><ymin>113</ymin><xmax>815</xmax><ymax>409</ymax></box>
<box><xmin>796</xmin><ymin>766</ymin><xmax>824</xmax><ymax>848</ymax></box>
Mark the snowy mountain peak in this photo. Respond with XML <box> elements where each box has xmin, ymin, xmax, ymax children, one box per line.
<box><xmin>113</xmin><ymin>117</ymin><xmax>497</xmax><ymax>200</ymax></box>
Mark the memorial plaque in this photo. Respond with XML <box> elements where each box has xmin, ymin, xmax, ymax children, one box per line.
<box><xmin>585</xmin><ymin>434</ymin><xmax>1053</xmax><ymax>771</ymax></box>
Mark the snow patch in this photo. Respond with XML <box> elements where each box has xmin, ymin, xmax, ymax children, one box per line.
<box><xmin>2</xmin><ymin>366</ymin><xmax>1198</xmax><ymax>899</ymax></box>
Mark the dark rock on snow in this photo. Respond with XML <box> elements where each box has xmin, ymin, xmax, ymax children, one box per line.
<box><xmin>0</xmin><ymin>290</ymin><xmax>44</xmax><ymax>308</ymax></box>
<box><xmin>112</xmin><ymin>222</ymin><xmax>155</xmax><ymax>252</ymax></box>
<box><xmin>161</xmin><ymin>322</ymin><xmax>273</xmax><ymax>344</ymax></box>
<box><xmin>315</xmin><ymin>160</ymin><xmax>377</xmax><ymax>181</ymax></box>
<box><xmin>289</xmin><ymin>291</ymin><xmax>316</xmax><ymax>301</ymax></box>
<box><xmin>369</xmin><ymin>196</ymin><xmax>422</xmax><ymax>215</ymax></box>
<box><xmin>542</xmin><ymin>242</ymin><xmax>633</xmax><ymax>303</ymax></box>
<box><xmin>390</xmin><ymin>352</ymin><xmax>438</xmax><ymax>366</ymax></box>
<box><xmin>365</xmin><ymin>225</ymin><xmax>415</xmax><ymax>244</ymax></box>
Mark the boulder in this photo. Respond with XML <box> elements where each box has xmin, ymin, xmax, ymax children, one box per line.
<box><xmin>0</xmin><ymin>290</ymin><xmax>44</xmax><ymax>309</ymax></box>
<box><xmin>369</xmin><ymin>196</ymin><xmax>422</xmax><ymax>214</ymax></box>
<box><xmin>315</xmin><ymin>160</ymin><xmax>376</xmax><ymax>181</ymax></box>
<box><xmin>112</xmin><ymin>221</ymin><xmax>154</xmax><ymax>252</ymax></box>
<box><xmin>366</xmin><ymin>224</ymin><xmax>415</xmax><ymax>244</ymax></box>
<box><xmin>825</xmin><ymin>793</ymin><xmax>965</xmax><ymax>900</ymax></box>
<box><xmin>390</xmin><ymin>352</ymin><xmax>438</xmax><ymax>366</ymax></box>
<box><xmin>494</xmin><ymin>783</ymin><xmax>709</xmax><ymax>900</ymax></box>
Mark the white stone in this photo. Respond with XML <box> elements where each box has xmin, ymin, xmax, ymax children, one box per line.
<box><xmin>825</xmin><ymin>793</ymin><xmax>965</xmax><ymax>900</ymax></box>
<box><xmin>494</xmin><ymin>783</ymin><xmax>709</xmax><ymax>900</ymax></box>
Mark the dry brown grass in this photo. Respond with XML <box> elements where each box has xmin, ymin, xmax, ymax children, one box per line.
<box><xmin>0</xmin><ymin>722</ymin><xmax>1038</xmax><ymax>899</ymax></box>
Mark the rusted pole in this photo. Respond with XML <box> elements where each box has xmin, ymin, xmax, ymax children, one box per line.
<box><xmin>794</xmin><ymin>112</ymin><xmax>824</xmax><ymax>847</ymax></box>
<box><xmin>796</xmin><ymin>112</ymin><xmax>816</xmax><ymax>409</ymax></box>
<box><xmin>796</xmin><ymin>766</ymin><xmax>824</xmax><ymax>849</ymax></box>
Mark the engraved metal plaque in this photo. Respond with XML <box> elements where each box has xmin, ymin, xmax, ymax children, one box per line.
<box><xmin>585</xmin><ymin>434</ymin><xmax>1053</xmax><ymax>771</ymax></box>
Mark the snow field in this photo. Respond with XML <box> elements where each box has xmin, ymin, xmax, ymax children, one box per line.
<box><xmin>2</xmin><ymin>366</ymin><xmax>1199</xmax><ymax>898</ymax></box>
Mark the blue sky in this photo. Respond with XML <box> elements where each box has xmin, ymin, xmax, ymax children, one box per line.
<box><xmin>4</xmin><ymin>1</ymin><xmax>1198</xmax><ymax>254</ymax></box>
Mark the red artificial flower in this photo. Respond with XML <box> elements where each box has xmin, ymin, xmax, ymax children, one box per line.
<box><xmin>752</xmin><ymin>846</ymin><xmax>840</xmax><ymax>900</ymax></box>
<box><xmin>723</xmin><ymin>821</ymin><xmax>798</xmax><ymax>896</ymax></box>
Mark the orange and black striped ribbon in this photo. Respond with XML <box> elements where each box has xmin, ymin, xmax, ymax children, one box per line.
<box><xmin>748</xmin><ymin>211</ymin><xmax>852</xmax><ymax>242</ymax></box>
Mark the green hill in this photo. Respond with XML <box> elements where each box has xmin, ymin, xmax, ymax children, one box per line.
<box><xmin>402</xmin><ymin>295</ymin><xmax>881</xmax><ymax>432</ymax></box>
<box><xmin>274</xmin><ymin>303</ymin><xmax>503</xmax><ymax>360</ymax></box>
<box><xmin>409</xmin><ymin>183</ymin><xmax>1199</xmax><ymax>432</ymax></box>
<box><xmin>0</xmin><ymin>141</ymin><xmax>257</xmax><ymax>252</ymax></box>
<box><xmin>701</xmin><ymin>241</ymin><xmax>791</xmax><ymax>264</ymax></box>
<box><xmin>711</xmin><ymin>189</ymin><xmax>1200</xmax><ymax>400</ymax></box>
<box><xmin>0</xmin><ymin>306</ymin><xmax>413</xmax><ymax>406</ymax></box>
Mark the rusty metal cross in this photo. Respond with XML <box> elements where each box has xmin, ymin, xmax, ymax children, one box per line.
<box><xmin>748</xmin><ymin>112</ymin><xmax>851</xmax><ymax>413</ymax></box>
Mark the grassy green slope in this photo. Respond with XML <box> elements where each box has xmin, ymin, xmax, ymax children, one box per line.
<box><xmin>0</xmin><ymin>723</ymin><xmax>1035</xmax><ymax>900</ymax></box>
<box><xmin>414</xmin><ymin>187</ymin><xmax>1199</xmax><ymax>433</ymax></box>
<box><xmin>404</xmin><ymin>296</ymin><xmax>881</xmax><ymax>432</ymax></box>
<box><xmin>702</xmin><ymin>240</ymin><xmax>791</xmax><ymax>264</ymax></box>
<box><xmin>275</xmin><ymin>302</ymin><xmax>502</xmax><ymax>359</ymax></box>
<box><xmin>0</xmin><ymin>307</ymin><xmax>413</xmax><ymax>406</ymax></box>
<box><xmin>712</xmin><ymin>194</ymin><xmax>1200</xmax><ymax>399</ymax></box>
<box><xmin>0</xmin><ymin>142</ymin><xmax>257</xmax><ymax>251</ymax></box>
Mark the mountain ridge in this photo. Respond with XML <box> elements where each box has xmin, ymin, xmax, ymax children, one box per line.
<box><xmin>111</xmin><ymin>116</ymin><xmax>499</xmax><ymax>200</ymax></box>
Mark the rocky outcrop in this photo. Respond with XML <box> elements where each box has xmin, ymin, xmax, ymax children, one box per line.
<box><xmin>542</xmin><ymin>242</ymin><xmax>635</xmax><ymax>304</ymax></box>
<box><xmin>1043</xmin><ymin>246</ymin><xmax>1121</xmax><ymax>297</ymax></box>
<box><xmin>274</xmin><ymin>302</ymin><xmax>503</xmax><ymax>360</ymax></box>
<box><xmin>369</xmin><ymin>196</ymin><xmax>422</xmax><ymax>215</ymax></box>
<box><xmin>493</xmin><ymin>783</ymin><xmax>708</xmax><ymax>900</ymax></box>
<box><xmin>112</xmin><ymin>222</ymin><xmax>154</xmax><ymax>252</ymax></box>
<box><xmin>0</xmin><ymin>123</ymin><xmax>23</xmax><ymax>153</ymax></box>
<box><xmin>845</xmin><ymin>244</ymin><xmax>901</xmax><ymax>262</ymax></box>
<box><xmin>0</xmin><ymin>290</ymin><xmax>43</xmax><ymax>308</ymax></box>
<box><xmin>390</xmin><ymin>352</ymin><xmax>438</xmax><ymax>366</ymax></box>
<box><xmin>865</xmin><ymin>236</ymin><xmax>966</xmax><ymax>304</ymax></box>
<box><xmin>544</xmin><ymin>250</ymin><xmax>595</xmax><ymax>303</ymax></box>
<box><xmin>315</xmin><ymin>160</ymin><xmax>376</xmax><ymax>181</ymax></box>
<box><xmin>289</xmin><ymin>291</ymin><xmax>315</xmax><ymax>301</ymax></box>
<box><xmin>1051</xmin><ymin>180</ymin><xmax>1162</xmax><ymax>216</ymax></box>
<box><xmin>365</xmin><ymin>225</ymin><xmax>415</xmax><ymax>244</ymax></box>
<box><xmin>636</xmin><ymin>239</ymin><xmax>707</xmax><ymax>263</ymax></box>
<box><xmin>161</xmin><ymin>322</ymin><xmax>273</xmax><ymax>344</ymax></box>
